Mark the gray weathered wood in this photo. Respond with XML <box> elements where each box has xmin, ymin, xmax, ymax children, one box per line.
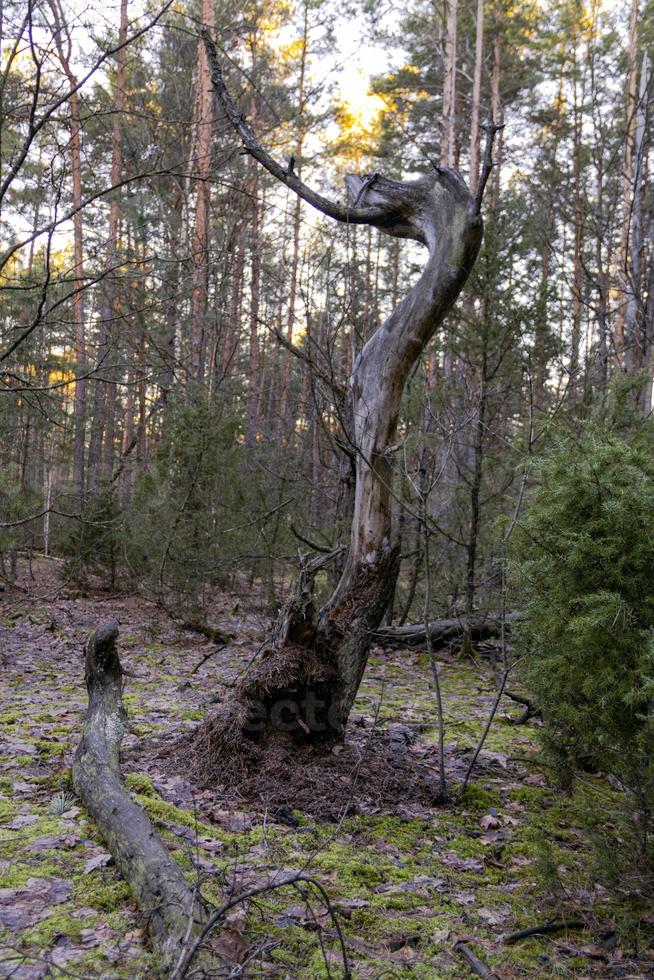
<box><xmin>73</xmin><ymin>621</ymin><xmax>215</xmax><ymax>976</ymax></box>
<box><xmin>374</xmin><ymin>611</ymin><xmax>523</xmax><ymax>648</ymax></box>
<box><xmin>201</xmin><ymin>31</ymin><xmax>498</xmax><ymax>743</ymax></box>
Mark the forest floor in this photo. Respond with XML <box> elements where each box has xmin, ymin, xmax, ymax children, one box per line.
<box><xmin>1</xmin><ymin>557</ymin><xmax>653</xmax><ymax>979</ymax></box>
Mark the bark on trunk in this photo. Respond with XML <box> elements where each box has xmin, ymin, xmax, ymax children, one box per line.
<box><xmin>568</xmin><ymin>55</ymin><xmax>583</xmax><ymax>411</ymax></box>
<box><xmin>614</xmin><ymin>0</ymin><xmax>639</xmax><ymax>363</ymax></box>
<box><xmin>88</xmin><ymin>0</ymin><xmax>127</xmax><ymax>490</ymax></box>
<box><xmin>49</xmin><ymin>1</ymin><xmax>87</xmax><ymax>503</ymax></box>
<box><xmin>189</xmin><ymin>0</ymin><xmax>215</xmax><ymax>386</ymax></box>
<box><xmin>198</xmin><ymin>171</ymin><xmax>482</xmax><ymax>756</ymax></box>
<box><xmin>468</xmin><ymin>0</ymin><xmax>484</xmax><ymax>192</ymax></box>
<box><xmin>73</xmin><ymin>622</ymin><xmax>216</xmax><ymax>976</ymax></box>
<box><xmin>441</xmin><ymin>0</ymin><xmax>458</xmax><ymax>167</ymax></box>
<box><xmin>624</xmin><ymin>51</ymin><xmax>650</xmax><ymax>378</ymax></box>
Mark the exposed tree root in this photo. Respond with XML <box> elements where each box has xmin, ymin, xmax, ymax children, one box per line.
<box><xmin>195</xmin><ymin>550</ymin><xmax>400</xmax><ymax>774</ymax></box>
<box><xmin>73</xmin><ymin>621</ymin><xmax>218</xmax><ymax>976</ymax></box>
<box><xmin>373</xmin><ymin>610</ymin><xmax>523</xmax><ymax>649</ymax></box>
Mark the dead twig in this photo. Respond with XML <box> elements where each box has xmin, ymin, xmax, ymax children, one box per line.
<box><xmin>170</xmin><ymin>872</ymin><xmax>350</xmax><ymax>980</ymax></box>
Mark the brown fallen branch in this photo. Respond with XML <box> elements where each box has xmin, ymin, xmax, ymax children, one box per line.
<box><xmin>73</xmin><ymin>621</ymin><xmax>218</xmax><ymax>975</ymax></box>
<box><xmin>453</xmin><ymin>939</ymin><xmax>499</xmax><ymax>979</ymax></box>
<box><xmin>503</xmin><ymin>920</ymin><xmax>585</xmax><ymax>944</ymax></box>
<box><xmin>180</xmin><ymin>618</ymin><xmax>232</xmax><ymax>644</ymax></box>
<box><xmin>157</xmin><ymin>593</ymin><xmax>234</xmax><ymax>645</ymax></box>
<box><xmin>504</xmin><ymin>690</ymin><xmax>540</xmax><ymax>725</ymax></box>
<box><xmin>374</xmin><ymin>611</ymin><xmax>523</xmax><ymax>648</ymax></box>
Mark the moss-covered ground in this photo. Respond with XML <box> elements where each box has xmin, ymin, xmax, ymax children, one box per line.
<box><xmin>1</xmin><ymin>559</ymin><xmax>652</xmax><ymax>977</ymax></box>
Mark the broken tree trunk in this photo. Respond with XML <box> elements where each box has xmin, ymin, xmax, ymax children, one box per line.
<box><xmin>374</xmin><ymin>611</ymin><xmax>523</xmax><ymax>649</ymax></box>
<box><xmin>73</xmin><ymin>621</ymin><xmax>216</xmax><ymax>976</ymax></box>
<box><xmin>197</xmin><ymin>32</ymin><xmax>499</xmax><ymax>760</ymax></box>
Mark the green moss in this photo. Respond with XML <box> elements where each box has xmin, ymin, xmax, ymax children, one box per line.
<box><xmin>0</xmin><ymin>777</ymin><xmax>12</xmax><ymax>793</ymax></box>
<box><xmin>73</xmin><ymin>872</ymin><xmax>132</xmax><ymax>912</ymax></box>
<box><xmin>105</xmin><ymin>909</ymin><xmax>135</xmax><ymax>931</ymax></box>
<box><xmin>0</xmin><ymin>798</ymin><xmax>17</xmax><ymax>822</ymax></box>
<box><xmin>457</xmin><ymin>783</ymin><xmax>501</xmax><ymax>812</ymax></box>
<box><xmin>357</xmin><ymin>815</ymin><xmax>427</xmax><ymax>850</ymax></box>
<box><xmin>131</xmin><ymin>722</ymin><xmax>162</xmax><ymax>736</ymax></box>
<box><xmin>0</xmin><ymin>710</ymin><xmax>24</xmax><ymax>724</ymax></box>
<box><xmin>509</xmin><ymin>785</ymin><xmax>552</xmax><ymax>806</ymax></box>
<box><xmin>49</xmin><ymin>725</ymin><xmax>72</xmax><ymax>736</ymax></box>
<box><xmin>181</xmin><ymin>709</ymin><xmax>204</xmax><ymax>721</ymax></box>
<box><xmin>317</xmin><ymin>841</ymin><xmax>412</xmax><ymax>892</ymax></box>
<box><xmin>124</xmin><ymin>773</ymin><xmax>160</xmax><ymax>797</ymax></box>
<box><xmin>134</xmin><ymin>793</ymin><xmax>227</xmax><ymax>841</ymax></box>
<box><xmin>35</xmin><ymin>739</ymin><xmax>66</xmax><ymax>758</ymax></box>
<box><xmin>0</xmin><ymin>862</ymin><xmax>60</xmax><ymax>888</ymax></box>
<box><xmin>22</xmin><ymin>910</ymin><xmax>95</xmax><ymax>944</ymax></box>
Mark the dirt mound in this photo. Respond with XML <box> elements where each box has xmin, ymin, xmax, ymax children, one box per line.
<box><xmin>136</xmin><ymin>722</ymin><xmax>444</xmax><ymax>822</ymax></box>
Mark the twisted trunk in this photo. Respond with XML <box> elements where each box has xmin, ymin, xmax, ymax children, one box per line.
<box><xmin>197</xmin><ymin>34</ymin><xmax>492</xmax><ymax>759</ymax></box>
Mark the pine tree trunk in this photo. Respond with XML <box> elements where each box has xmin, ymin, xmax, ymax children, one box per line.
<box><xmin>88</xmin><ymin>0</ymin><xmax>127</xmax><ymax>490</ymax></box>
<box><xmin>49</xmin><ymin>0</ymin><xmax>87</xmax><ymax>503</ymax></box>
<box><xmin>614</xmin><ymin>0</ymin><xmax>639</xmax><ymax>364</ymax></box>
<box><xmin>189</xmin><ymin>0</ymin><xmax>215</xmax><ymax>387</ymax></box>
<box><xmin>279</xmin><ymin>1</ymin><xmax>308</xmax><ymax>430</ymax></box>
<box><xmin>468</xmin><ymin>0</ymin><xmax>484</xmax><ymax>191</ymax></box>
<box><xmin>441</xmin><ymin>0</ymin><xmax>458</xmax><ymax>167</ymax></box>
<box><xmin>569</xmin><ymin>59</ymin><xmax>583</xmax><ymax>411</ymax></box>
<box><xmin>246</xmin><ymin>170</ymin><xmax>261</xmax><ymax>446</ymax></box>
<box><xmin>624</xmin><ymin>52</ymin><xmax>650</xmax><ymax>377</ymax></box>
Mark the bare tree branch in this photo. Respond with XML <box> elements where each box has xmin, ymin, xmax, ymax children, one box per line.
<box><xmin>202</xmin><ymin>27</ymin><xmax>396</xmax><ymax>229</ymax></box>
<box><xmin>472</xmin><ymin>121</ymin><xmax>504</xmax><ymax>215</ymax></box>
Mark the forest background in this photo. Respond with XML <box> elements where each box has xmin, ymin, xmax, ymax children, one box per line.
<box><xmin>3</xmin><ymin>0</ymin><xmax>653</xmax><ymax>627</ymax></box>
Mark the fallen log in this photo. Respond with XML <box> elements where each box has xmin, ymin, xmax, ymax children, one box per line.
<box><xmin>73</xmin><ymin>620</ymin><xmax>216</xmax><ymax>976</ymax></box>
<box><xmin>373</xmin><ymin>611</ymin><xmax>523</xmax><ymax>649</ymax></box>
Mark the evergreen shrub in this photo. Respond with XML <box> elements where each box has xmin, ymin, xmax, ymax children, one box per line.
<box><xmin>510</xmin><ymin>429</ymin><xmax>654</xmax><ymax>887</ymax></box>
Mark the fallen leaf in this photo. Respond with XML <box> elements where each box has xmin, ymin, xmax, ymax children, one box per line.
<box><xmin>84</xmin><ymin>851</ymin><xmax>113</xmax><ymax>874</ymax></box>
<box><xmin>478</xmin><ymin>906</ymin><xmax>509</xmax><ymax>925</ymax></box>
<box><xmin>215</xmin><ymin>924</ymin><xmax>249</xmax><ymax>965</ymax></box>
<box><xmin>6</xmin><ymin>814</ymin><xmax>39</xmax><ymax>829</ymax></box>
<box><xmin>0</xmin><ymin>876</ymin><xmax>72</xmax><ymax>930</ymax></box>
<box><xmin>579</xmin><ymin>944</ymin><xmax>609</xmax><ymax>961</ymax></box>
<box><xmin>440</xmin><ymin>851</ymin><xmax>484</xmax><ymax>872</ymax></box>
<box><xmin>452</xmin><ymin>891</ymin><xmax>476</xmax><ymax>906</ymax></box>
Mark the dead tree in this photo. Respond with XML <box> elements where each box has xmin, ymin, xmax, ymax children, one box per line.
<box><xmin>198</xmin><ymin>31</ymin><xmax>499</xmax><ymax>761</ymax></box>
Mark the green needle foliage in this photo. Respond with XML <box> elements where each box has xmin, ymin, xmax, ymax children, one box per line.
<box><xmin>510</xmin><ymin>428</ymin><xmax>654</xmax><ymax>887</ymax></box>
